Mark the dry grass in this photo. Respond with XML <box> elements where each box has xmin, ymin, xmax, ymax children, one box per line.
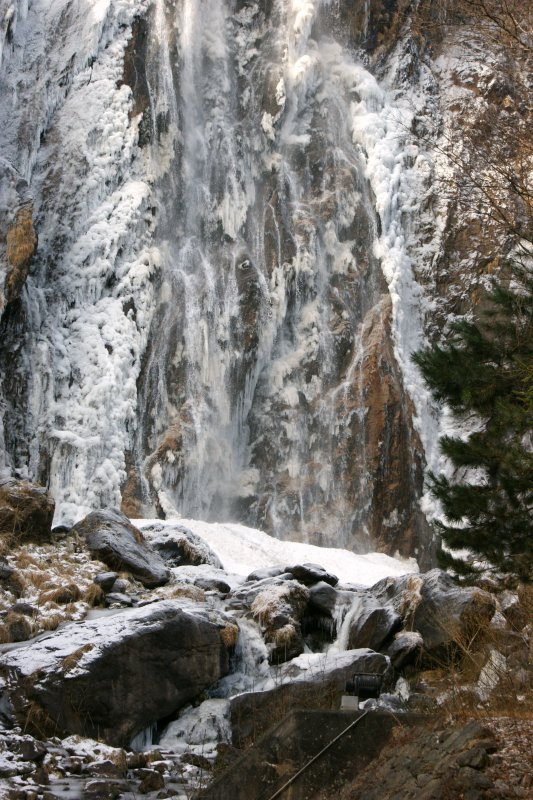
<box><xmin>40</xmin><ymin>613</ymin><xmax>66</xmax><ymax>632</ymax></box>
<box><xmin>220</xmin><ymin>623</ymin><xmax>239</xmax><ymax>650</ymax></box>
<box><xmin>83</xmin><ymin>583</ymin><xmax>105</xmax><ymax>607</ymax></box>
<box><xmin>415</xmin><ymin>595</ymin><xmax>533</xmax><ymax>724</ymax></box>
<box><xmin>23</xmin><ymin>569</ymin><xmax>52</xmax><ymax>590</ymax></box>
<box><xmin>14</xmin><ymin>551</ymin><xmax>40</xmax><ymax>569</ymax></box>
<box><xmin>38</xmin><ymin>583</ymin><xmax>81</xmax><ymax>605</ymax></box>
<box><xmin>61</xmin><ymin>643</ymin><xmax>94</xmax><ymax>673</ymax></box>
<box><xmin>166</xmin><ymin>583</ymin><xmax>205</xmax><ymax>602</ymax></box>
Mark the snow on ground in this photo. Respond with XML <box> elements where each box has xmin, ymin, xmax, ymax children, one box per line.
<box><xmin>136</xmin><ymin>517</ymin><xmax>418</xmax><ymax>586</ymax></box>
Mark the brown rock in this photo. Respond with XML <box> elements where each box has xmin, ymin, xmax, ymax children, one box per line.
<box><xmin>139</xmin><ymin>769</ymin><xmax>165</xmax><ymax>793</ymax></box>
<box><xmin>5</xmin><ymin>205</ymin><xmax>37</xmax><ymax>302</ymax></box>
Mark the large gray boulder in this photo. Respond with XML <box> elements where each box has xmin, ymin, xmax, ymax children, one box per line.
<box><xmin>1</xmin><ymin>600</ymin><xmax>232</xmax><ymax>747</ymax></box>
<box><xmin>230</xmin><ymin>649</ymin><xmax>390</xmax><ymax>747</ymax></box>
<box><xmin>368</xmin><ymin>569</ymin><xmax>496</xmax><ymax>657</ymax></box>
<box><xmin>70</xmin><ymin>509</ymin><xmax>170</xmax><ymax>588</ymax></box>
<box><xmin>0</xmin><ymin>478</ymin><xmax>55</xmax><ymax>545</ymax></box>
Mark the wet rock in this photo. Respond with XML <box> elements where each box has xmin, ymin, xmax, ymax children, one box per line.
<box><xmin>0</xmin><ymin>478</ymin><xmax>55</xmax><ymax>545</ymax></box>
<box><xmin>346</xmin><ymin>599</ymin><xmax>402</xmax><ymax>651</ymax></box>
<box><xmin>1</xmin><ymin>600</ymin><xmax>231</xmax><ymax>747</ymax></box>
<box><xmin>0</xmin><ymin>162</ymin><xmax>37</xmax><ymax>313</ymax></box>
<box><xmin>94</xmin><ymin>572</ymin><xmax>118</xmax><ymax>591</ymax></box>
<box><xmin>71</xmin><ymin>509</ymin><xmax>170</xmax><ymax>588</ymax></box>
<box><xmin>246</xmin><ymin>566</ymin><xmax>287</xmax><ymax>582</ymax></box>
<box><xmin>83</xmin><ymin>779</ymin><xmax>129</xmax><ymax>799</ymax></box>
<box><xmin>307</xmin><ymin>580</ymin><xmax>342</xmax><ymax>616</ymax></box>
<box><xmin>286</xmin><ymin>563</ymin><xmax>339</xmax><ymax>587</ymax></box>
<box><xmin>104</xmin><ymin>592</ymin><xmax>134</xmax><ymax>607</ymax></box>
<box><xmin>110</xmin><ymin>577</ymin><xmax>129</xmax><ymax>593</ymax></box>
<box><xmin>193</xmin><ymin>577</ymin><xmax>231</xmax><ymax>594</ymax></box>
<box><xmin>84</xmin><ymin>759</ymin><xmax>126</xmax><ymax>778</ymax></box>
<box><xmin>142</xmin><ymin>522</ymin><xmax>223</xmax><ymax>568</ymax></box>
<box><xmin>17</xmin><ymin>738</ymin><xmax>48</xmax><ymax>762</ymax></box>
<box><xmin>0</xmin><ymin>560</ymin><xmax>14</xmax><ymax>580</ymax></box>
<box><xmin>384</xmin><ymin>630</ymin><xmax>423</xmax><ymax>669</ymax></box>
<box><xmin>139</xmin><ymin>768</ymin><xmax>165</xmax><ymax>793</ymax></box>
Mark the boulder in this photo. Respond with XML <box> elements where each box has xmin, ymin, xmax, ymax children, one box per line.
<box><xmin>1</xmin><ymin>600</ymin><xmax>231</xmax><ymax>747</ymax></box>
<box><xmin>246</xmin><ymin>566</ymin><xmax>288</xmax><ymax>582</ymax></box>
<box><xmin>307</xmin><ymin>581</ymin><xmax>341</xmax><ymax>616</ymax></box>
<box><xmin>94</xmin><ymin>572</ymin><xmax>119</xmax><ymax>592</ymax></box>
<box><xmin>384</xmin><ymin>630</ymin><xmax>424</xmax><ymax>669</ymax></box>
<box><xmin>230</xmin><ymin>649</ymin><xmax>389</xmax><ymax>747</ymax></box>
<box><xmin>345</xmin><ymin>598</ymin><xmax>402</xmax><ymax>651</ymax></box>
<box><xmin>104</xmin><ymin>592</ymin><xmax>135</xmax><ymax>607</ymax></box>
<box><xmin>368</xmin><ymin>569</ymin><xmax>496</xmax><ymax>657</ymax></box>
<box><xmin>70</xmin><ymin>509</ymin><xmax>170</xmax><ymax>588</ymax></box>
<box><xmin>285</xmin><ymin>563</ymin><xmax>339</xmax><ymax>587</ymax></box>
<box><xmin>0</xmin><ymin>478</ymin><xmax>55</xmax><ymax>544</ymax></box>
<box><xmin>193</xmin><ymin>577</ymin><xmax>231</xmax><ymax>594</ymax></box>
<box><xmin>141</xmin><ymin>522</ymin><xmax>223</xmax><ymax>569</ymax></box>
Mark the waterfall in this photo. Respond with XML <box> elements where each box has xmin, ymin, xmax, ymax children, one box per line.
<box><xmin>0</xmin><ymin>0</ymin><xmax>438</xmax><ymax>562</ymax></box>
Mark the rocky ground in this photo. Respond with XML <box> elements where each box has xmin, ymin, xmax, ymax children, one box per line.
<box><xmin>333</xmin><ymin>717</ymin><xmax>533</xmax><ymax>800</ymax></box>
<box><xmin>0</xmin><ymin>478</ymin><xmax>531</xmax><ymax>799</ymax></box>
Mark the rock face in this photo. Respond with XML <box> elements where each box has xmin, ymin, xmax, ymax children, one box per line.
<box><xmin>0</xmin><ymin>0</ymin><xmax>440</xmax><ymax>562</ymax></box>
<box><xmin>0</xmin><ymin>478</ymin><xmax>54</xmax><ymax>544</ymax></box>
<box><xmin>1</xmin><ymin>600</ymin><xmax>231</xmax><ymax>747</ymax></box>
<box><xmin>336</xmin><ymin>719</ymin><xmax>498</xmax><ymax>800</ymax></box>
<box><xmin>0</xmin><ymin>162</ymin><xmax>37</xmax><ymax>317</ymax></box>
<box><xmin>70</xmin><ymin>509</ymin><xmax>170</xmax><ymax>588</ymax></box>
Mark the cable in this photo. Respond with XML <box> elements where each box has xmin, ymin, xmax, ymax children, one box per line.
<box><xmin>263</xmin><ymin>710</ymin><xmax>370</xmax><ymax>800</ymax></box>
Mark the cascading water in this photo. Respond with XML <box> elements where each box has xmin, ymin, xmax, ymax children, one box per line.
<box><xmin>0</xmin><ymin>0</ymin><xmax>440</xmax><ymax>563</ymax></box>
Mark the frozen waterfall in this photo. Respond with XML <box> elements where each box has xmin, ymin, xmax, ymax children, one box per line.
<box><xmin>0</xmin><ymin>0</ymin><xmax>439</xmax><ymax>564</ymax></box>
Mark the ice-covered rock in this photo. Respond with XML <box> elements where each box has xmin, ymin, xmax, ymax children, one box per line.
<box><xmin>1</xmin><ymin>600</ymin><xmax>232</xmax><ymax>746</ymax></box>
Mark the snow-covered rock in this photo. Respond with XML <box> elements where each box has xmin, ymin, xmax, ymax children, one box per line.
<box><xmin>1</xmin><ymin>600</ymin><xmax>232</xmax><ymax>746</ymax></box>
<box><xmin>71</xmin><ymin>508</ymin><xmax>170</xmax><ymax>588</ymax></box>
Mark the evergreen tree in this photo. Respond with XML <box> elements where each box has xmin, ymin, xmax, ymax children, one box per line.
<box><xmin>413</xmin><ymin>264</ymin><xmax>533</xmax><ymax>585</ymax></box>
